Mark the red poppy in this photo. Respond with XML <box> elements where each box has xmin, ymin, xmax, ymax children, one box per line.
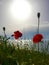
<box><xmin>12</xmin><ymin>31</ymin><xmax>22</xmax><ymax>39</ymax></box>
<box><xmin>32</xmin><ymin>34</ymin><xmax>43</xmax><ymax>43</ymax></box>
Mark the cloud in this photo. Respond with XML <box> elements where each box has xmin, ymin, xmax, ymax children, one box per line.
<box><xmin>0</xmin><ymin>0</ymin><xmax>49</xmax><ymax>37</ymax></box>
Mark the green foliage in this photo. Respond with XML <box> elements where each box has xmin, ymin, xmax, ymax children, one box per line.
<box><xmin>0</xmin><ymin>36</ymin><xmax>49</xmax><ymax>65</ymax></box>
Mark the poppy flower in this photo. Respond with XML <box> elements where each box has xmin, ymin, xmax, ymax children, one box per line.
<box><xmin>11</xmin><ymin>31</ymin><xmax>22</xmax><ymax>39</ymax></box>
<box><xmin>32</xmin><ymin>34</ymin><xmax>43</xmax><ymax>43</ymax></box>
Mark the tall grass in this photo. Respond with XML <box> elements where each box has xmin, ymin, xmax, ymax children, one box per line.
<box><xmin>0</xmin><ymin>36</ymin><xmax>49</xmax><ymax>65</ymax></box>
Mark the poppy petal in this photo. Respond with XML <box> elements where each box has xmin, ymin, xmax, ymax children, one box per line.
<box><xmin>32</xmin><ymin>34</ymin><xmax>43</xmax><ymax>43</ymax></box>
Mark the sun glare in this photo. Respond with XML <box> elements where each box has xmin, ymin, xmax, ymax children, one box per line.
<box><xmin>10</xmin><ymin>0</ymin><xmax>32</xmax><ymax>20</ymax></box>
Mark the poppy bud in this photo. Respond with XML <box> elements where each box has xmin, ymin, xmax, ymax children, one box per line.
<box><xmin>37</xmin><ymin>12</ymin><xmax>40</xmax><ymax>18</ymax></box>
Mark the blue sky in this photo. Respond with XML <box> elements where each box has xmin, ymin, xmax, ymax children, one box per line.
<box><xmin>0</xmin><ymin>0</ymin><xmax>49</xmax><ymax>40</ymax></box>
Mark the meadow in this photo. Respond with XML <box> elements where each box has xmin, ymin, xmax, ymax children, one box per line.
<box><xmin>0</xmin><ymin>36</ymin><xmax>49</xmax><ymax>65</ymax></box>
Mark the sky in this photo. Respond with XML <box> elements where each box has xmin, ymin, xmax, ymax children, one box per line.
<box><xmin>0</xmin><ymin>0</ymin><xmax>49</xmax><ymax>40</ymax></box>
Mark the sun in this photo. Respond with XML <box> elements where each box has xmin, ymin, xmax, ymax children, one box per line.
<box><xmin>10</xmin><ymin>0</ymin><xmax>32</xmax><ymax>20</ymax></box>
